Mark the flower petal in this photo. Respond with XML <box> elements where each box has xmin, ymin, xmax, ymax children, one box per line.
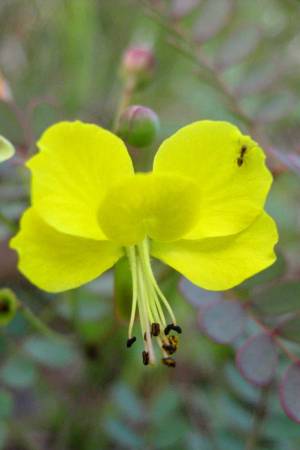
<box><xmin>98</xmin><ymin>172</ymin><xmax>200</xmax><ymax>246</ymax></box>
<box><xmin>10</xmin><ymin>208</ymin><xmax>123</xmax><ymax>292</ymax></box>
<box><xmin>151</xmin><ymin>212</ymin><xmax>278</xmax><ymax>290</ymax></box>
<box><xmin>27</xmin><ymin>121</ymin><xmax>134</xmax><ymax>240</ymax></box>
<box><xmin>153</xmin><ymin>121</ymin><xmax>272</xmax><ymax>239</ymax></box>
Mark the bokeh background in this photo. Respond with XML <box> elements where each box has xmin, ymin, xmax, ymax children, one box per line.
<box><xmin>1</xmin><ymin>0</ymin><xmax>300</xmax><ymax>449</ymax></box>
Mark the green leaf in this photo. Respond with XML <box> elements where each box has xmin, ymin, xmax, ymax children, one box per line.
<box><xmin>0</xmin><ymin>390</ymin><xmax>13</xmax><ymax>420</ymax></box>
<box><xmin>276</xmin><ymin>313</ymin><xmax>300</xmax><ymax>343</ymax></box>
<box><xmin>0</xmin><ymin>422</ymin><xmax>8</xmax><ymax>450</ymax></box>
<box><xmin>23</xmin><ymin>337</ymin><xmax>78</xmax><ymax>368</ymax></box>
<box><xmin>112</xmin><ymin>383</ymin><xmax>145</xmax><ymax>423</ymax></box>
<box><xmin>150</xmin><ymin>387</ymin><xmax>181</xmax><ymax>424</ymax></box>
<box><xmin>1</xmin><ymin>355</ymin><xmax>37</xmax><ymax>388</ymax></box>
<box><xmin>252</xmin><ymin>281</ymin><xmax>300</xmax><ymax>316</ymax></box>
<box><xmin>103</xmin><ymin>418</ymin><xmax>144</xmax><ymax>448</ymax></box>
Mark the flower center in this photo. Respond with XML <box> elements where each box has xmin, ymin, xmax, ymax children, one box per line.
<box><xmin>126</xmin><ymin>238</ymin><xmax>181</xmax><ymax>367</ymax></box>
<box><xmin>98</xmin><ymin>172</ymin><xmax>200</xmax><ymax>246</ymax></box>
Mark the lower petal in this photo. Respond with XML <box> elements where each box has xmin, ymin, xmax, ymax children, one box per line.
<box><xmin>10</xmin><ymin>209</ymin><xmax>123</xmax><ymax>292</ymax></box>
<box><xmin>151</xmin><ymin>213</ymin><xmax>278</xmax><ymax>291</ymax></box>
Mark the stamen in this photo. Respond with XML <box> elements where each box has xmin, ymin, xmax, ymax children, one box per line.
<box><xmin>126</xmin><ymin>239</ymin><xmax>181</xmax><ymax>367</ymax></box>
<box><xmin>126</xmin><ymin>247</ymin><xmax>138</xmax><ymax>340</ymax></box>
<box><xmin>162</xmin><ymin>335</ymin><xmax>178</xmax><ymax>355</ymax></box>
<box><xmin>151</xmin><ymin>322</ymin><xmax>160</xmax><ymax>336</ymax></box>
<box><xmin>142</xmin><ymin>351</ymin><xmax>150</xmax><ymax>365</ymax></box>
<box><xmin>126</xmin><ymin>337</ymin><xmax>136</xmax><ymax>348</ymax></box>
<box><xmin>140</xmin><ymin>240</ymin><xmax>177</xmax><ymax>325</ymax></box>
<box><xmin>162</xmin><ymin>357</ymin><xmax>176</xmax><ymax>368</ymax></box>
<box><xmin>164</xmin><ymin>324</ymin><xmax>182</xmax><ymax>335</ymax></box>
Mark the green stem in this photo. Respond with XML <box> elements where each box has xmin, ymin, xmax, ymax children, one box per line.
<box><xmin>19</xmin><ymin>303</ymin><xmax>71</xmax><ymax>343</ymax></box>
<box><xmin>112</xmin><ymin>77</ymin><xmax>136</xmax><ymax>133</ymax></box>
<box><xmin>245</xmin><ymin>386</ymin><xmax>270</xmax><ymax>450</ymax></box>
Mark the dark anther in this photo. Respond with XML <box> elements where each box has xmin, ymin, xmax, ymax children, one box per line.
<box><xmin>151</xmin><ymin>322</ymin><xmax>160</xmax><ymax>336</ymax></box>
<box><xmin>162</xmin><ymin>335</ymin><xmax>178</xmax><ymax>355</ymax></box>
<box><xmin>164</xmin><ymin>324</ymin><xmax>172</xmax><ymax>335</ymax></box>
<box><xmin>173</xmin><ymin>325</ymin><xmax>182</xmax><ymax>334</ymax></box>
<box><xmin>162</xmin><ymin>343</ymin><xmax>176</xmax><ymax>355</ymax></box>
<box><xmin>162</xmin><ymin>357</ymin><xmax>176</xmax><ymax>368</ymax></box>
<box><xmin>142</xmin><ymin>351</ymin><xmax>150</xmax><ymax>366</ymax></box>
<box><xmin>164</xmin><ymin>324</ymin><xmax>182</xmax><ymax>335</ymax></box>
<box><xmin>126</xmin><ymin>336</ymin><xmax>137</xmax><ymax>348</ymax></box>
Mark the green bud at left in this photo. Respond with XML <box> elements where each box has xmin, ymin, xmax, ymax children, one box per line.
<box><xmin>0</xmin><ymin>288</ymin><xmax>18</xmax><ymax>326</ymax></box>
<box><xmin>0</xmin><ymin>136</ymin><xmax>15</xmax><ymax>163</ymax></box>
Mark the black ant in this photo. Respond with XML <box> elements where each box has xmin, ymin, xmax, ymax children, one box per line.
<box><xmin>237</xmin><ymin>145</ymin><xmax>247</xmax><ymax>167</ymax></box>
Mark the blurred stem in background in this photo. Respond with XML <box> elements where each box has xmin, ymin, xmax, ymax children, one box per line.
<box><xmin>245</xmin><ymin>386</ymin><xmax>270</xmax><ymax>450</ymax></box>
<box><xmin>19</xmin><ymin>301</ymin><xmax>72</xmax><ymax>344</ymax></box>
<box><xmin>113</xmin><ymin>76</ymin><xmax>137</xmax><ymax>132</ymax></box>
<box><xmin>142</xmin><ymin>0</ymin><xmax>300</xmax><ymax>177</ymax></box>
<box><xmin>113</xmin><ymin>45</ymin><xmax>155</xmax><ymax>132</ymax></box>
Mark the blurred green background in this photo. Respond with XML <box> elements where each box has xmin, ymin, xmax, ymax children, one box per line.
<box><xmin>1</xmin><ymin>0</ymin><xmax>300</xmax><ymax>449</ymax></box>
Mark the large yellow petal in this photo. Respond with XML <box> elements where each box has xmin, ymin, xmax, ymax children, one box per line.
<box><xmin>151</xmin><ymin>212</ymin><xmax>278</xmax><ymax>291</ymax></box>
<box><xmin>154</xmin><ymin>121</ymin><xmax>272</xmax><ymax>239</ymax></box>
<box><xmin>10</xmin><ymin>208</ymin><xmax>123</xmax><ymax>293</ymax></box>
<box><xmin>27</xmin><ymin>121</ymin><xmax>134</xmax><ymax>240</ymax></box>
<box><xmin>98</xmin><ymin>172</ymin><xmax>200</xmax><ymax>246</ymax></box>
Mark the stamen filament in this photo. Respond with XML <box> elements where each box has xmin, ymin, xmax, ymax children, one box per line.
<box><xmin>137</xmin><ymin>261</ymin><xmax>156</xmax><ymax>363</ymax></box>
<box><xmin>126</xmin><ymin>247</ymin><xmax>138</xmax><ymax>339</ymax></box>
<box><xmin>139</xmin><ymin>239</ymin><xmax>177</xmax><ymax>325</ymax></box>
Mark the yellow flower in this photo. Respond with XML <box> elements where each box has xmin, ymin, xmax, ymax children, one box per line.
<box><xmin>10</xmin><ymin>120</ymin><xmax>278</xmax><ymax>366</ymax></box>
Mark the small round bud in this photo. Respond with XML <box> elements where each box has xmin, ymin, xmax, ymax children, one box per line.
<box><xmin>118</xmin><ymin>105</ymin><xmax>160</xmax><ymax>148</ymax></box>
<box><xmin>0</xmin><ymin>136</ymin><xmax>15</xmax><ymax>163</ymax></box>
<box><xmin>0</xmin><ymin>288</ymin><xmax>18</xmax><ymax>326</ymax></box>
<box><xmin>121</xmin><ymin>46</ymin><xmax>155</xmax><ymax>86</ymax></box>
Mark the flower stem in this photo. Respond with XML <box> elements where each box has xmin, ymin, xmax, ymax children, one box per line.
<box><xmin>245</xmin><ymin>386</ymin><xmax>270</xmax><ymax>450</ymax></box>
<box><xmin>112</xmin><ymin>77</ymin><xmax>136</xmax><ymax>133</ymax></box>
<box><xmin>19</xmin><ymin>302</ymin><xmax>71</xmax><ymax>343</ymax></box>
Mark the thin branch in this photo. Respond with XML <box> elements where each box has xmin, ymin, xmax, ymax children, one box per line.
<box><xmin>245</xmin><ymin>386</ymin><xmax>270</xmax><ymax>450</ymax></box>
<box><xmin>142</xmin><ymin>1</ymin><xmax>300</xmax><ymax>176</ymax></box>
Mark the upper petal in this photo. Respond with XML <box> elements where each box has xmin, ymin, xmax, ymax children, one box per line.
<box><xmin>153</xmin><ymin>120</ymin><xmax>272</xmax><ymax>239</ymax></box>
<box><xmin>10</xmin><ymin>208</ymin><xmax>123</xmax><ymax>293</ymax></box>
<box><xmin>98</xmin><ymin>172</ymin><xmax>200</xmax><ymax>246</ymax></box>
<box><xmin>27</xmin><ymin>121</ymin><xmax>134</xmax><ymax>240</ymax></box>
<box><xmin>151</xmin><ymin>212</ymin><xmax>278</xmax><ymax>291</ymax></box>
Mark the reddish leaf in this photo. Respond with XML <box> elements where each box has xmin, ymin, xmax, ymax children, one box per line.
<box><xmin>179</xmin><ymin>277</ymin><xmax>222</xmax><ymax>308</ymax></box>
<box><xmin>280</xmin><ymin>362</ymin><xmax>300</xmax><ymax>424</ymax></box>
<box><xmin>236</xmin><ymin>333</ymin><xmax>278</xmax><ymax>387</ymax></box>
<box><xmin>199</xmin><ymin>300</ymin><xmax>246</xmax><ymax>344</ymax></box>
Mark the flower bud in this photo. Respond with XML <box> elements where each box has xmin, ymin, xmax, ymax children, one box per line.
<box><xmin>118</xmin><ymin>105</ymin><xmax>160</xmax><ymax>148</ymax></box>
<box><xmin>121</xmin><ymin>46</ymin><xmax>155</xmax><ymax>87</ymax></box>
<box><xmin>0</xmin><ymin>288</ymin><xmax>18</xmax><ymax>326</ymax></box>
<box><xmin>0</xmin><ymin>136</ymin><xmax>15</xmax><ymax>163</ymax></box>
<box><xmin>0</xmin><ymin>72</ymin><xmax>13</xmax><ymax>102</ymax></box>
